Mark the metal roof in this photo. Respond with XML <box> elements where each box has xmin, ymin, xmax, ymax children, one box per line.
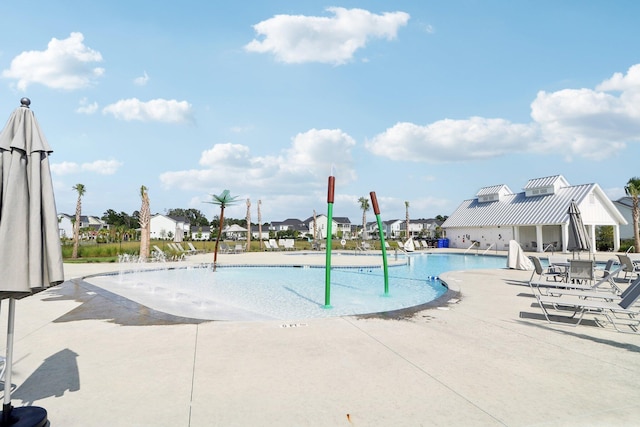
<box><xmin>442</xmin><ymin>183</ymin><xmax>595</xmax><ymax>228</ymax></box>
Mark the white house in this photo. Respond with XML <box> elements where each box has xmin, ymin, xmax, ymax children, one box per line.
<box><xmin>150</xmin><ymin>214</ymin><xmax>190</xmax><ymax>241</ymax></box>
<box><xmin>57</xmin><ymin>213</ymin><xmax>109</xmax><ymax>239</ymax></box>
<box><xmin>305</xmin><ymin>215</ymin><xmax>352</xmax><ymax>239</ymax></box>
<box><xmin>190</xmin><ymin>225</ymin><xmax>212</xmax><ymax>241</ymax></box>
<box><xmin>442</xmin><ymin>175</ymin><xmax>626</xmax><ymax>253</ymax></box>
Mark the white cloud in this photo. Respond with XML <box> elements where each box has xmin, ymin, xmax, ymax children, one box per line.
<box><xmin>367</xmin><ymin>63</ymin><xmax>640</xmax><ymax>163</ymax></box>
<box><xmin>245</xmin><ymin>7</ymin><xmax>410</xmax><ymax>64</ymax></box>
<box><xmin>76</xmin><ymin>97</ymin><xmax>98</xmax><ymax>114</ymax></box>
<box><xmin>160</xmin><ymin>128</ymin><xmax>357</xmax><ymax>194</ymax></box>
<box><xmin>51</xmin><ymin>159</ymin><xmax>122</xmax><ymax>176</ymax></box>
<box><xmin>366</xmin><ymin>118</ymin><xmax>537</xmax><ymax>162</ymax></box>
<box><xmin>2</xmin><ymin>32</ymin><xmax>104</xmax><ymax>90</ymax></box>
<box><xmin>102</xmin><ymin>98</ymin><xmax>193</xmax><ymax>123</ymax></box>
<box><xmin>134</xmin><ymin>71</ymin><xmax>149</xmax><ymax>86</ymax></box>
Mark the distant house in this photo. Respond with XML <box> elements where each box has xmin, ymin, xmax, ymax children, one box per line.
<box><xmin>150</xmin><ymin>214</ymin><xmax>190</xmax><ymax>242</ymax></box>
<box><xmin>399</xmin><ymin>218</ymin><xmax>443</xmax><ymax>239</ymax></box>
<box><xmin>249</xmin><ymin>225</ymin><xmax>270</xmax><ymax>240</ymax></box>
<box><xmin>57</xmin><ymin>213</ymin><xmax>109</xmax><ymax>239</ymax></box>
<box><xmin>270</xmin><ymin>218</ymin><xmax>307</xmax><ymax>235</ymax></box>
<box><xmin>190</xmin><ymin>225</ymin><xmax>212</xmax><ymax>241</ymax></box>
<box><xmin>303</xmin><ymin>215</ymin><xmax>352</xmax><ymax>239</ymax></box>
<box><xmin>442</xmin><ymin>175</ymin><xmax>626</xmax><ymax>253</ymax></box>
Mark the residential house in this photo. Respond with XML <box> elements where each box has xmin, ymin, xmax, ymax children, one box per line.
<box><xmin>58</xmin><ymin>213</ymin><xmax>109</xmax><ymax>239</ymax></box>
<box><xmin>442</xmin><ymin>175</ymin><xmax>626</xmax><ymax>253</ymax></box>
<box><xmin>190</xmin><ymin>225</ymin><xmax>212</xmax><ymax>241</ymax></box>
<box><xmin>304</xmin><ymin>215</ymin><xmax>352</xmax><ymax>239</ymax></box>
<box><xmin>399</xmin><ymin>218</ymin><xmax>443</xmax><ymax>239</ymax></box>
<box><xmin>150</xmin><ymin>214</ymin><xmax>190</xmax><ymax>242</ymax></box>
<box><xmin>270</xmin><ymin>218</ymin><xmax>307</xmax><ymax>236</ymax></box>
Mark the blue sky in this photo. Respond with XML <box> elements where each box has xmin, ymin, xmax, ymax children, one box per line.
<box><xmin>2</xmin><ymin>1</ymin><xmax>640</xmax><ymax>223</ymax></box>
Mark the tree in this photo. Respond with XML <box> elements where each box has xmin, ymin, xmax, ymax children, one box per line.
<box><xmin>625</xmin><ymin>177</ymin><xmax>640</xmax><ymax>252</ymax></box>
<box><xmin>139</xmin><ymin>185</ymin><xmax>151</xmax><ymax>261</ymax></box>
<box><xmin>166</xmin><ymin>208</ymin><xmax>210</xmax><ymax>227</ymax></box>
<box><xmin>72</xmin><ymin>183</ymin><xmax>86</xmax><ymax>259</ymax></box>
<box><xmin>257</xmin><ymin>200</ymin><xmax>263</xmax><ymax>250</ymax></box>
<box><xmin>205</xmin><ymin>190</ymin><xmax>240</xmax><ymax>271</ymax></box>
<box><xmin>405</xmin><ymin>201</ymin><xmax>410</xmax><ymax>241</ymax></box>
<box><xmin>246</xmin><ymin>198</ymin><xmax>252</xmax><ymax>252</ymax></box>
<box><xmin>358</xmin><ymin>196</ymin><xmax>370</xmax><ymax>241</ymax></box>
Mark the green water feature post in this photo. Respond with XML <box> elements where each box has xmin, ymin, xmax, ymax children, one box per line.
<box><xmin>324</xmin><ymin>175</ymin><xmax>335</xmax><ymax>308</ymax></box>
<box><xmin>370</xmin><ymin>191</ymin><xmax>389</xmax><ymax>295</ymax></box>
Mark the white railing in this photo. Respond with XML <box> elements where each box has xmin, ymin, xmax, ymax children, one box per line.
<box><xmin>482</xmin><ymin>243</ymin><xmax>495</xmax><ymax>255</ymax></box>
<box><xmin>626</xmin><ymin>246</ymin><xmax>635</xmax><ymax>254</ymax></box>
<box><xmin>464</xmin><ymin>241</ymin><xmax>479</xmax><ymax>254</ymax></box>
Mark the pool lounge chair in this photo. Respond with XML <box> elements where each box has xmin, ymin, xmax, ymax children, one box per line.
<box><xmin>534</xmin><ymin>276</ymin><xmax>640</xmax><ymax>333</ymax></box>
<box><xmin>617</xmin><ymin>254</ymin><xmax>640</xmax><ymax>280</ymax></box>
<box><xmin>529</xmin><ymin>256</ymin><xmax>565</xmax><ymax>283</ymax></box>
<box><xmin>187</xmin><ymin>242</ymin><xmax>203</xmax><ymax>254</ymax></box>
<box><xmin>269</xmin><ymin>239</ymin><xmax>281</xmax><ymax>251</ymax></box>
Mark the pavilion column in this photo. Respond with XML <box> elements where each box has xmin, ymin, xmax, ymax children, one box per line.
<box><xmin>613</xmin><ymin>225</ymin><xmax>621</xmax><ymax>252</ymax></box>
<box><xmin>535</xmin><ymin>225</ymin><xmax>543</xmax><ymax>252</ymax></box>
<box><xmin>561</xmin><ymin>224</ymin><xmax>569</xmax><ymax>253</ymax></box>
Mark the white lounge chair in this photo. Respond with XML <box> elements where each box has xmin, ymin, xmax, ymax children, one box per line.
<box><xmin>269</xmin><ymin>239</ymin><xmax>281</xmax><ymax>251</ymax></box>
<box><xmin>187</xmin><ymin>242</ymin><xmax>203</xmax><ymax>254</ymax></box>
<box><xmin>535</xmin><ymin>276</ymin><xmax>640</xmax><ymax>333</ymax></box>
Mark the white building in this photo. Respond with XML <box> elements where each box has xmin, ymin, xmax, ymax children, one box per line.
<box><xmin>57</xmin><ymin>213</ymin><xmax>108</xmax><ymax>239</ymax></box>
<box><xmin>442</xmin><ymin>175</ymin><xmax>626</xmax><ymax>253</ymax></box>
<box><xmin>150</xmin><ymin>214</ymin><xmax>190</xmax><ymax>241</ymax></box>
<box><xmin>305</xmin><ymin>215</ymin><xmax>352</xmax><ymax>239</ymax></box>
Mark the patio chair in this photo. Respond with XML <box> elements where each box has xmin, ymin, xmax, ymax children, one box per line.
<box><xmin>534</xmin><ymin>276</ymin><xmax>640</xmax><ymax>333</ymax></box>
<box><xmin>567</xmin><ymin>260</ymin><xmax>595</xmax><ymax>285</ymax></box>
<box><xmin>219</xmin><ymin>243</ymin><xmax>232</xmax><ymax>254</ymax></box>
<box><xmin>234</xmin><ymin>244</ymin><xmax>245</xmax><ymax>253</ymax></box>
<box><xmin>529</xmin><ymin>256</ymin><xmax>565</xmax><ymax>283</ymax></box>
<box><xmin>617</xmin><ymin>254</ymin><xmax>640</xmax><ymax>280</ymax></box>
<box><xmin>421</xmin><ymin>240</ymin><xmax>429</xmax><ymax>250</ymax></box>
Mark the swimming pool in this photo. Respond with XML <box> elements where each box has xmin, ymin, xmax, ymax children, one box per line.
<box><xmin>86</xmin><ymin>253</ymin><xmax>508</xmax><ymax>321</ymax></box>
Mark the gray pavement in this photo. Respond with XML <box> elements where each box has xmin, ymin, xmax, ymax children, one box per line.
<box><xmin>1</xmin><ymin>249</ymin><xmax>639</xmax><ymax>426</ymax></box>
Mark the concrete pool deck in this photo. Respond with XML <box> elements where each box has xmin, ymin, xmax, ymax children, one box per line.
<box><xmin>1</xmin><ymin>249</ymin><xmax>639</xmax><ymax>426</ymax></box>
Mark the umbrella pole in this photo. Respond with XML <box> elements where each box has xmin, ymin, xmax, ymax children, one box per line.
<box><xmin>2</xmin><ymin>298</ymin><xmax>15</xmax><ymax>424</ymax></box>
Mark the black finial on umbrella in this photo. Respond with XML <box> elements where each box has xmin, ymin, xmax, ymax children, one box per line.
<box><xmin>20</xmin><ymin>97</ymin><xmax>31</xmax><ymax>108</ymax></box>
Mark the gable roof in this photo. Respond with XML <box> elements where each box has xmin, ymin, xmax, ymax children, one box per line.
<box><xmin>443</xmin><ymin>176</ymin><xmax>625</xmax><ymax>228</ymax></box>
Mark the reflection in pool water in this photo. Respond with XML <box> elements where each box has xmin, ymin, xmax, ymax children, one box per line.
<box><xmin>87</xmin><ymin>253</ymin><xmax>507</xmax><ymax>321</ymax></box>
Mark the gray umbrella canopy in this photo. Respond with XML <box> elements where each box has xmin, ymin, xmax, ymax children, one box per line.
<box><xmin>0</xmin><ymin>99</ymin><xmax>64</xmax><ymax>296</ymax></box>
<box><xmin>0</xmin><ymin>99</ymin><xmax>64</xmax><ymax>425</ymax></box>
<box><xmin>567</xmin><ymin>200</ymin><xmax>591</xmax><ymax>255</ymax></box>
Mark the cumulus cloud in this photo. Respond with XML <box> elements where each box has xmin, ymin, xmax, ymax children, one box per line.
<box><xmin>51</xmin><ymin>159</ymin><xmax>122</xmax><ymax>176</ymax></box>
<box><xmin>76</xmin><ymin>97</ymin><xmax>98</xmax><ymax>114</ymax></box>
<box><xmin>245</xmin><ymin>7</ymin><xmax>410</xmax><ymax>64</ymax></box>
<box><xmin>160</xmin><ymin>128</ymin><xmax>357</xmax><ymax>194</ymax></box>
<box><xmin>102</xmin><ymin>98</ymin><xmax>193</xmax><ymax>123</ymax></box>
<box><xmin>2</xmin><ymin>32</ymin><xmax>104</xmax><ymax>90</ymax></box>
<box><xmin>366</xmin><ymin>118</ymin><xmax>538</xmax><ymax>162</ymax></box>
<box><xmin>367</xmin><ymin>63</ymin><xmax>640</xmax><ymax>162</ymax></box>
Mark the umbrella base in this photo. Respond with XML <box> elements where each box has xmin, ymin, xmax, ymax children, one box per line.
<box><xmin>0</xmin><ymin>405</ymin><xmax>48</xmax><ymax>427</ymax></box>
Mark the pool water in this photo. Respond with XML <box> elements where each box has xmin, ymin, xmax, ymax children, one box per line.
<box><xmin>88</xmin><ymin>253</ymin><xmax>508</xmax><ymax>321</ymax></box>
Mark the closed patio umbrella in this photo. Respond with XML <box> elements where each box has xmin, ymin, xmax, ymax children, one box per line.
<box><xmin>567</xmin><ymin>199</ymin><xmax>591</xmax><ymax>258</ymax></box>
<box><xmin>0</xmin><ymin>98</ymin><xmax>64</xmax><ymax>426</ymax></box>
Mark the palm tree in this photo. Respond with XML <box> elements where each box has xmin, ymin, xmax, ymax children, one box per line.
<box><xmin>71</xmin><ymin>183</ymin><xmax>86</xmax><ymax>259</ymax></box>
<box><xmin>405</xmin><ymin>200</ymin><xmax>410</xmax><ymax>241</ymax></box>
<box><xmin>257</xmin><ymin>199</ymin><xmax>263</xmax><ymax>250</ymax></box>
<box><xmin>246</xmin><ymin>198</ymin><xmax>251</xmax><ymax>252</ymax></box>
<box><xmin>625</xmin><ymin>177</ymin><xmax>640</xmax><ymax>252</ymax></box>
<box><xmin>138</xmin><ymin>185</ymin><xmax>151</xmax><ymax>261</ymax></box>
<box><xmin>358</xmin><ymin>196</ymin><xmax>370</xmax><ymax>241</ymax></box>
<box><xmin>205</xmin><ymin>190</ymin><xmax>240</xmax><ymax>271</ymax></box>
